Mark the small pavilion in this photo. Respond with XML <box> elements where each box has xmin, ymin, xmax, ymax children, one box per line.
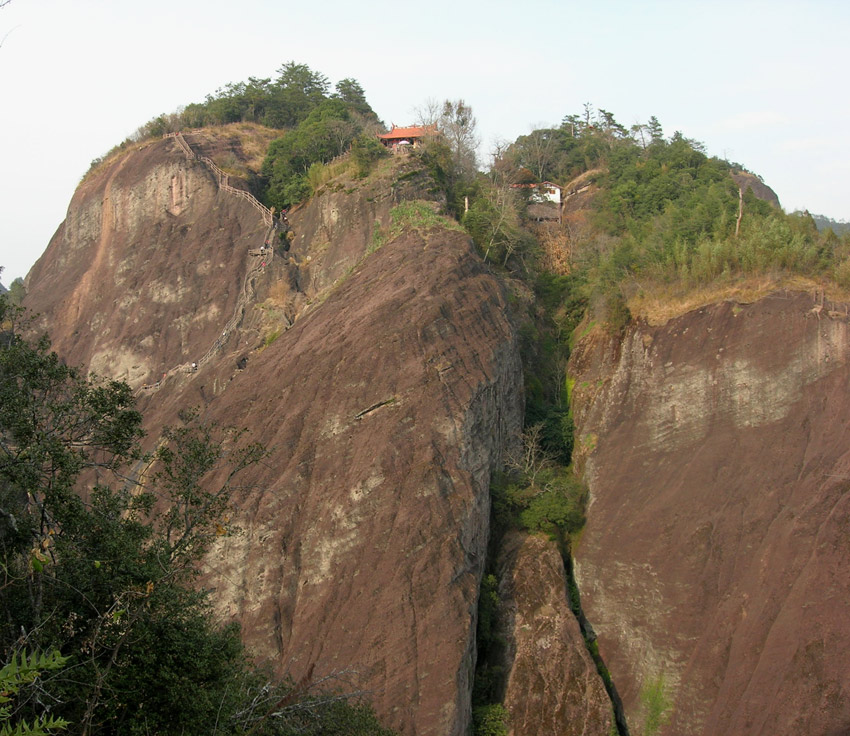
<box><xmin>377</xmin><ymin>124</ymin><xmax>438</xmax><ymax>151</ymax></box>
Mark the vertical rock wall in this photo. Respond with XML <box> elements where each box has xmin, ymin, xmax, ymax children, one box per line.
<box><xmin>496</xmin><ymin>531</ymin><xmax>614</xmax><ymax>736</ymax></box>
<box><xmin>23</xmin><ymin>136</ymin><xmax>526</xmax><ymax>735</ymax></box>
<box><xmin>186</xmin><ymin>229</ymin><xmax>524</xmax><ymax>735</ymax></box>
<box><xmin>569</xmin><ymin>293</ymin><xmax>850</xmax><ymax>736</ymax></box>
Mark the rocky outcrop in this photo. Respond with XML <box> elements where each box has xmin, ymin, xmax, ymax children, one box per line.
<box><xmin>186</xmin><ymin>227</ymin><xmax>523</xmax><ymax>736</ymax></box>
<box><xmin>730</xmin><ymin>170</ymin><xmax>781</xmax><ymax>208</ymax></box>
<box><xmin>23</xmin><ymin>131</ymin><xmax>524</xmax><ymax>735</ymax></box>
<box><xmin>496</xmin><ymin>531</ymin><xmax>614</xmax><ymax>736</ymax></box>
<box><xmin>25</xmin><ymin>136</ymin><xmax>269</xmax><ymax>387</ymax></box>
<box><xmin>569</xmin><ymin>292</ymin><xmax>850</xmax><ymax>736</ymax></box>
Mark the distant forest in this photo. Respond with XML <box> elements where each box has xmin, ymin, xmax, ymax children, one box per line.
<box><xmin>805</xmin><ymin>213</ymin><xmax>850</xmax><ymax>235</ymax></box>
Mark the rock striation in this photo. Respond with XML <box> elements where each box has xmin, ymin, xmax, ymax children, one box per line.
<box><xmin>496</xmin><ymin>531</ymin><xmax>614</xmax><ymax>736</ymax></box>
<box><xmin>23</xmin><ymin>132</ymin><xmax>525</xmax><ymax>735</ymax></box>
<box><xmin>569</xmin><ymin>292</ymin><xmax>850</xmax><ymax>736</ymax></box>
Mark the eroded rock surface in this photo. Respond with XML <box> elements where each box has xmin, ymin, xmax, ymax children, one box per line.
<box><xmin>190</xmin><ymin>228</ymin><xmax>523</xmax><ymax>736</ymax></box>
<box><xmin>25</xmin><ymin>136</ymin><xmax>268</xmax><ymax>387</ymax></box>
<box><xmin>24</xmin><ymin>133</ymin><xmax>524</xmax><ymax>735</ymax></box>
<box><xmin>496</xmin><ymin>531</ymin><xmax>614</xmax><ymax>736</ymax></box>
<box><xmin>569</xmin><ymin>292</ymin><xmax>850</xmax><ymax>736</ymax></box>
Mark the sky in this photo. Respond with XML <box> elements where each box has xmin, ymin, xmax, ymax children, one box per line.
<box><xmin>1</xmin><ymin>0</ymin><xmax>849</xmax><ymax>284</ymax></box>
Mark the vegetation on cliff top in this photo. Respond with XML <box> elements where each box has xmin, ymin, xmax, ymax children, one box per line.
<box><xmin>442</xmin><ymin>102</ymin><xmax>850</xmax><ymax>327</ymax></box>
<box><xmin>68</xmin><ymin>67</ymin><xmax>850</xmax><ymax>734</ymax></box>
<box><xmin>87</xmin><ymin>62</ymin><xmax>383</xmax><ymax>192</ymax></box>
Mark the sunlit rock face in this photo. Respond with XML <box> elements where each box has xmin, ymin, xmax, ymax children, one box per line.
<box><xmin>24</xmin><ymin>134</ymin><xmax>525</xmax><ymax>735</ymax></box>
<box><xmin>496</xmin><ymin>531</ymin><xmax>615</xmax><ymax>736</ymax></box>
<box><xmin>570</xmin><ymin>292</ymin><xmax>850</xmax><ymax>736</ymax></box>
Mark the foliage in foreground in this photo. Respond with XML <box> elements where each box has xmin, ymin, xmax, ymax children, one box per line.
<box><xmin>0</xmin><ymin>650</ymin><xmax>69</xmax><ymax>736</ymax></box>
<box><xmin>0</xmin><ymin>297</ymin><xmax>393</xmax><ymax>735</ymax></box>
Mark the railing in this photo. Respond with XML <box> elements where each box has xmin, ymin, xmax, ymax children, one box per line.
<box><xmin>165</xmin><ymin>132</ymin><xmax>274</xmax><ymax>225</ymax></box>
<box><xmin>138</xmin><ymin>134</ymin><xmax>280</xmax><ymax>393</ymax></box>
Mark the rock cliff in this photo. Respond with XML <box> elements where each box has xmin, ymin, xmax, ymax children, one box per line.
<box><xmin>29</xmin><ymin>123</ymin><xmax>838</xmax><ymax>736</ymax></box>
<box><xmin>23</xmin><ymin>131</ymin><xmax>525</xmax><ymax>735</ymax></box>
<box><xmin>569</xmin><ymin>293</ymin><xmax>850</xmax><ymax>736</ymax></box>
<box><xmin>496</xmin><ymin>531</ymin><xmax>614</xmax><ymax>736</ymax></box>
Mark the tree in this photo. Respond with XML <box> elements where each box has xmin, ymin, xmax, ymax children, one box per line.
<box><xmin>413</xmin><ymin>97</ymin><xmax>442</xmax><ymax>127</ymax></box>
<box><xmin>646</xmin><ymin>115</ymin><xmax>664</xmax><ymax>145</ymax></box>
<box><xmin>596</xmin><ymin>109</ymin><xmax>628</xmax><ymax>139</ymax></box>
<box><xmin>0</xmin><ymin>298</ymin><xmax>259</xmax><ymax>733</ymax></box>
<box><xmin>463</xmin><ymin>182</ymin><xmax>530</xmax><ymax>267</ymax></box>
<box><xmin>505</xmin><ymin>422</ymin><xmax>552</xmax><ymax>485</ymax></box>
<box><xmin>0</xmin><ymin>297</ymin><xmax>395</xmax><ymax>735</ymax></box>
<box><xmin>509</xmin><ymin>128</ymin><xmax>560</xmax><ymax>182</ymax></box>
<box><xmin>333</xmin><ymin>78</ymin><xmax>374</xmax><ymax>118</ymax></box>
<box><xmin>262</xmin><ymin>99</ymin><xmax>361</xmax><ymax>209</ymax></box>
<box><xmin>438</xmin><ymin>99</ymin><xmax>479</xmax><ymax>175</ymax></box>
<box><xmin>263</xmin><ymin>62</ymin><xmax>331</xmax><ymax>128</ymax></box>
<box><xmin>0</xmin><ymin>297</ymin><xmax>394</xmax><ymax>734</ymax></box>
<box><xmin>276</xmin><ymin>62</ymin><xmax>330</xmax><ymax>100</ymax></box>
<box><xmin>350</xmin><ymin>132</ymin><xmax>387</xmax><ymax>178</ymax></box>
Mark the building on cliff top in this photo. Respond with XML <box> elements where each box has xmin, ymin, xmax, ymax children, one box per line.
<box><xmin>378</xmin><ymin>124</ymin><xmax>437</xmax><ymax>152</ymax></box>
<box><xmin>510</xmin><ymin>181</ymin><xmax>562</xmax><ymax>205</ymax></box>
<box><xmin>511</xmin><ymin>181</ymin><xmax>563</xmax><ymax>222</ymax></box>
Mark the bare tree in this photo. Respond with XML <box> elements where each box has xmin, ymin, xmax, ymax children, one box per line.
<box><xmin>0</xmin><ymin>0</ymin><xmax>18</xmax><ymax>50</ymax></box>
<box><xmin>506</xmin><ymin>423</ymin><xmax>553</xmax><ymax>485</ymax></box>
<box><xmin>413</xmin><ymin>97</ymin><xmax>442</xmax><ymax>127</ymax></box>
<box><xmin>438</xmin><ymin>99</ymin><xmax>479</xmax><ymax>174</ymax></box>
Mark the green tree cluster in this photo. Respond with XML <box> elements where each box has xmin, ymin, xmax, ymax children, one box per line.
<box><xmin>484</xmin><ymin>105</ymin><xmax>850</xmax><ymax>331</ymax></box>
<box><xmin>0</xmin><ymin>297</ymin><xmax>394</xmax><ymax>736</ymax></box>
<box><xmin>472</xmin><ymin>703</ymin><xmax>509</xmax><ymax>736</ymax></box>
<box><xmin>262</xmin><ymin>99</ymin><xmax>362</xmax><ymax>208</ymax></box>
<box><xmin>350</xmin><ymin>132</ymin><xmax>388</xmax><ymax>178</ymax></box>
<box><xmin>88</xmin><ymin>63</ymin><xmax>383</xmax><ymax>187</ymax></box>
<box><xmin>142</xmin><ymin>63</ymin><xmax>375</xmax><ymax>134</ymax></box>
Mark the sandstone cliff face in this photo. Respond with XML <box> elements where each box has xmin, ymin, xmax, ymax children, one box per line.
<box><xmin>569</xmin><ymin>293</ymin><xmax>850</xmax><ymax>736</ymax></box>
<box><xmin>730</xmin><ymin>170</ymin><xmax>781</xmax><ymax>208</ymax></box>
<box><xmin>26</xmin><ymin>137</ymin><xmax>271</xmax><ymax>386</ymax></box>
<box><xmin>496</xmin><ymin>531</ymin><xmax>614</xmax><ymax>736</ymax></box>
<box><xmin>23</xmin><ymin>134</ymin><xmax>524</xmax><ymax>735</ymax></box>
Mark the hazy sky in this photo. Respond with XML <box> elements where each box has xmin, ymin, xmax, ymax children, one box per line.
<box><xmin>1</xmin><ymin>0</ymin><xmax>848</xmax><ymax>284</ymax></box>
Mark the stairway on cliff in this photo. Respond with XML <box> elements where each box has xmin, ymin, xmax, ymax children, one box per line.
<box><xmin>139</xmin><ymin>134</ymin><xmax>299</xmax><ymax>393</ymax></box>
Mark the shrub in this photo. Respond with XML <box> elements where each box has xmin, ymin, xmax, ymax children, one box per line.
<box><xmin>0</xmin><ymin>650</ymin><xmax>69</xmax><ymax>736</ymax></box>
<box><xmin>519</xmin><ymin>468</ymin><xmax>587</xmax><ymax>539</ymax></box>
<box><xmin>351</xmin><ymin>133</ymin><xmax>387</xmax><ymax>178</ymax></box>
<box><xmin>0</xmin><ymin>297</ymin><xmax>396</xmax><ymax>735</ymax></box>
<box><xmin>472</xmin><ymin>703</ymin><xmax>509</xmax><ymax>736</ymax></box>
<box><xmin>640</xmin><ymin>673</ymin><xmax>673</xmax><ymax>736</ymax></box>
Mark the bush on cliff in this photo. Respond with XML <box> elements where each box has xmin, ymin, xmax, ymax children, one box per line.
<box><xmin>487</xmin><ymin>106</ymin><xmax>850</xmax><ymax>330</ymax></box>
<box><xmin>262</xmin><ymin>99</ymin><xmax>361</xmax><ymax>209</ymax></box>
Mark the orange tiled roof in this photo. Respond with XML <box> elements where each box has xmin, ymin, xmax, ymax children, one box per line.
<box><xmin>378</xmin><ymin>124</ymin><xmax>437</xmax><ymax>140</ymax></box>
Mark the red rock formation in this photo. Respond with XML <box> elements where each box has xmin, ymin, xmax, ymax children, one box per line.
<box><xmin>569</xmin><ymin>293</ymin><xmax>850</xmax><ymax>736</ymax></box>
<box><xmin>26</xmin><ymin>137</ymin><xmax>268</xmax><ymax>387</ymax></box>
<box><xmin>23</xmin><ymin>133</ymin><xmax>525</xmax><ymax>735</ymax></box>
<box><xmin>730</xmin><ymin>170</ymin><xmax>781</xmax><ymax>208</ymax></box>
<box><xmin>496</xmin><ymin>531</ymin><xmax>614</xmax><ymax>736</ymax></box>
